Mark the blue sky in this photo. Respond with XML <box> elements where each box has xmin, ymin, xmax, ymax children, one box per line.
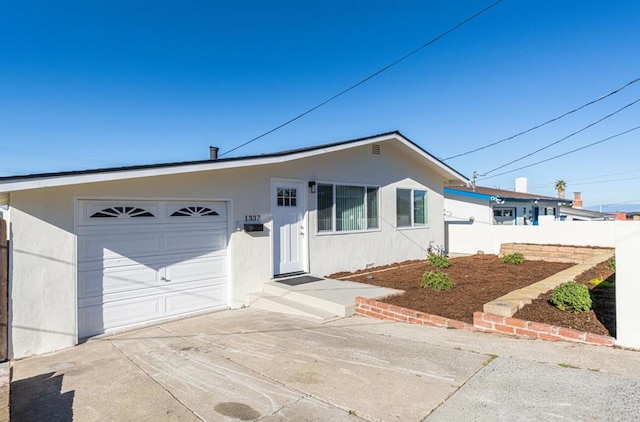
<box><xmin>1</xmin><ymin>1</ymin><xmax>639</xmax><ymax>211</ymax></box>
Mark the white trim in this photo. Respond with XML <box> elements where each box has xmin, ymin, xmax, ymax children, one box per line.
<box><xmin>0</xmin><ymin>133</ymin><xmax>468</xmax><ymax>194</ymax></box>
<box><xmin>226</xmin><ymin>200</ymin><xmax>235</xmax><ymax>307</ymax></box>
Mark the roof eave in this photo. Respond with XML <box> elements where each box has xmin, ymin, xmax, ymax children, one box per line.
<box><xmin>0</xmin><ymin>132</ymin><xmax>468</xmax><ymax>194</ymax></box>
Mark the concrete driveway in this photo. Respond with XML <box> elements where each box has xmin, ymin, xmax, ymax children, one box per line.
<box><xmin>11</xmin><ymin>308</ymin><xmax>640</xmax><ymax>421</ymax></box>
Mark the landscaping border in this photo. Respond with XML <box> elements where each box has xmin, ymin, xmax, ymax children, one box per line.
<box><xmin>355</xmin><ymin>297</ymin><xmax>615</xmax><ymax>347</ymax></box>
<box><xmin>473</xmin><ymin>312</ymin><xmax>614</xmax><ymax>346</ymax></box>
<box><xmin>355</xmin><ymin>297</ymin><xmax>476</xmax><ymax>331</ymax></box>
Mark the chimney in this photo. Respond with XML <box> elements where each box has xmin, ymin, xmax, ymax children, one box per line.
<box><xmin>515</xmin><ymin>177</ymin><xmax>528</xmax><ymax>193</ymax></box>
<box><xmin>209</xmin><ymin>146</ymin><xmax>219</xmax><ymax>160</ymax></box>
<box><xmin>573</xmin><ymin>192</ymin><xmax>583</xmax><ymax>209</ymax></box>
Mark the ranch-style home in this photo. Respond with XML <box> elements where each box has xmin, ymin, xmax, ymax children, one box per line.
<box><xmin>0</xmin><ymin>131</ymin><xmax>468</xmax><ymax>358</ymax></box>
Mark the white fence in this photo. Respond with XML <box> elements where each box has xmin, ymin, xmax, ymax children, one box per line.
<box><xmin>615</xmin><ymin>223</ymin><xmax>640</xmax><ymax>349</ymax></box>
<box><xmin>446</xmin><ymin>218</ymin><xmax>617</xmax><ymax>255</ymax></box>
<box><xmin>447</xmin><ymin>218</ymin><xmax>640</xmax><ymax>349</ymax></box>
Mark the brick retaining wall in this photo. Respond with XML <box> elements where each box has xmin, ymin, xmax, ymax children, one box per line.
<box><xmin>354</xmin><ymin>297</ymin><xmax>476</xmax><ymax>331</ymax></box>
<box><xmin>473</xmin><ymin>311</ymin><xmax>615</xmax><ymax>346</ymax></box>
<box><xmin>500</xmin><ymin>243</ymin><xmax>614</xmax><ymax>263</ymax></box>
<box><xmin>354</xmin><ymin>297</ymin><xmax>615</xmax><ymax>347</ymax></box>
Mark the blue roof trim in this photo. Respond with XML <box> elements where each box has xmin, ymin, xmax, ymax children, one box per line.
<box><xmin>444</xmin><ymin>187</ymin><xmax>491</xmax><ymax>201</ymax></box>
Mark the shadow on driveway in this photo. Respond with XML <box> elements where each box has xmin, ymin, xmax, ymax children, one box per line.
<box><xmin>11</xmin><ymin>372</ymin><xmax>74</xmax><ymax>422</ymax></box>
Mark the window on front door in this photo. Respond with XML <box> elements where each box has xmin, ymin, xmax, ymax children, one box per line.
<box><xmin>277</xmin><ymin>188</ymin><xmax>297</xmax><ymax>207</ymax></box>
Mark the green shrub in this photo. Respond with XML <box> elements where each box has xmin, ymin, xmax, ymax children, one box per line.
<box><xmin>421</xmin><ymin>271</ymin><xmax>454</xmax><ymax>291</ymax></box>
<box><xmin>428</xmin><ymin>254</ymin><xmax>451</xmax><ymax>268</ymax></box>
<box><xmin>587</xmin><ymin>277</ymin><xmax>604</xmax><ymax>286</ymax></box>
<box><xmin>607</xmin><ymin>257</ymin><xmax>616</xmax><ymax>271</ymax></box>
<box><xmin>502</xmin><ymin>252</ymin><xmax>525</xmax><ymax>265</ymax></box>
<box><xmin>549</xmin><ymin>281</ymin><xmax>592</xmax><ymax>313</ymax></box>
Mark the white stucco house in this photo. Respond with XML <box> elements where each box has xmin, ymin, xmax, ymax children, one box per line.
<box><xmin>0</xmin><ymin>131</ymin><xmax>467</xmax><ymax>358</ymax></box>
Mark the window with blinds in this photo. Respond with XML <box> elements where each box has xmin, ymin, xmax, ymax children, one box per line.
<box><xmin>317</xmin><ymin>183</ymin><xmax>379</xmax><ymax>233</ymax></box>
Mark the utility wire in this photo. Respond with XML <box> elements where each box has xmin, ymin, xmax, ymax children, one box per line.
<box><xmin>481</xmin><ymin>97</ymin><xmax>640</xmax><ymax>176</ymax></box>
<box><xmin>444</xmin><ymin>76</ymin><xmax>640</xmax><ymax>161</ymax></box>
<box><xmin>533</xmin><ymin>175</ymin><xmax>640</xmax><ymax>190</ymax></box>
<box><xmin>479</xmin><ymin>124</ymin><xmax>640</xmax><ymax>180</ymax></box>
<box><xmin>219</xmin><ymin>0</ymin><xmax>503</xmax><ymax>157</ymax></box>
<box><xmin>528</xmin><ymin>169</ymin><xmax>640</xmax><ymax>189</ymax></box>
<box><xmin>569</xmin><ymin>175</ymin><xmax>640</xmax><ymax>187</ymax></box>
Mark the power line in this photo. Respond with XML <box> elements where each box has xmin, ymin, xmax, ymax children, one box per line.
<box><xmin>219</xmin><ymin>0</ymin><xmax>504</xmax><ymax>158</ymax></box>
<box><xmin>443</xmin><ymin>76</ymin><xmax>640</xmax><ymax>161</ymax></box>
<box><xmin>481</xmin><ymin>97</ymin><xmax>640</xmax><ymax>176</ymax></box>
<box><xmin>569</xmin><ymin>175</ymin><xmax>640</xmax><ymax>187</ymax></box>
<box><xmin>531</xmin><ymin>174</ymin><xmax>640</xmax><ymax>190</ymax></box>
<box><xmin>529</xmin><ymin>168</ymin><xmax>640</xmax><ymax>189</ymax></box>
<box><xmin>479</xmin><ymin>124</ymin><xmax>640</xmax><ymax>180</ymax></box>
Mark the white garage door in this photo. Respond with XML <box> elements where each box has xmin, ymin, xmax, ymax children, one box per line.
<box><xmin>77</xmin><ymin>200</ymin><xmax>229</xmax><ymax>338</ymax></box>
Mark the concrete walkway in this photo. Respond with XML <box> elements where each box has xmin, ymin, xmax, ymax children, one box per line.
<box><xmin>11</xmin><ymin>308</ymin><xmax>640</xmax><ymax>421</ymax></box>
<box><xmin>485</xmin><ymin>251</ymin><xmax>614</xmax><ymax>317</ymax></box>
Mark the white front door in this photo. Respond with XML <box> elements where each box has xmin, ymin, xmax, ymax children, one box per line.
<box><xmin>272</xmin><ymin>181</ymin><xmax>306</xmax><ymax>275</ymax></box>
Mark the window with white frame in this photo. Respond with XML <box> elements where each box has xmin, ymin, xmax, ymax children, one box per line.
<box><xmin>317</xmin><ymin>183</ymin><xmax>379</xmax><ymax>232</ymax></box>
<box><xmin>396</xmin><ymin>188</ymin><xmax>428</xmax><ymax>228</ymax></box>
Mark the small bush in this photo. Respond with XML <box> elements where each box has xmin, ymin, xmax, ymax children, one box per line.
<box><xmin>587</xmin><ymin>277</ymin><xmax>604</xmax><ymax>287</ymax></box>
<box><xmin>428</xmin><ymin>254</ymin><xmax>451</xmax><ymax>268</ymax></box>
<box><xmin>502</xmin><ymin>252</ymin><xmax>525</xmax><ymax>265</ymax></box>
<box><xmin>549</xmin><ymin>281</ymin><xmax>592</xmax><ymax>313</ymax></box>
<box><xmin>607</xmin><ymin>257</ymin><xmax>616</xmax><ymax>271</ymax></box>
<box><xmin>421</xmin><ymin>271</ymin><xmax>454</xmax><ymax>291</ymax></box>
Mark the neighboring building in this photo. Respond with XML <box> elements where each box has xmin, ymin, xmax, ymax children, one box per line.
<box><xmin>560</xmin><ymin>206</ymin><xmax>616</xmax><ymax>221</ymax></box>
<box><xmin>444</xmin><ymin>184</ymin><xmax>570</xmax><ymax>226</ymax></box>
<box><xmin>0</xmin><ymin>131</ymin><xmax>468</xmax><ymax>358</ymax></box>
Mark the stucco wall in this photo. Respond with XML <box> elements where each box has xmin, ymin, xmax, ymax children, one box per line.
<box><xmin>7</xmin><ymin>141</ymin><xmax>449</xmax><ymax>357</ymax></box>
<box><xmin>447</xmin><ymin>219</ymin><xmax>617</xmax><ymax>255</ymax></box>
<box><xmin>615</xmin><ymin>222</ymin><xmax>640</xmax><ymax>349</ymax></box>
<box><xmin>444</xmin><ymin>196</ymin><xmax>490</xmax><ymax>224</ymax></box>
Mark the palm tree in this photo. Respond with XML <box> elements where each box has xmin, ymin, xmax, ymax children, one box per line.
<box><xmin>555</xmin><ymin>180</ymin><xmax>567</xmax><ymax>199</ymax></box>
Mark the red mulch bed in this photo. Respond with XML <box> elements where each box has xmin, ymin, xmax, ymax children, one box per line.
<box><xmin>514</xmin><ymin>259</ymin><xmax>615</xmax><ymax>336</ymax></box>
<box><xmin>329</xmin><ymin>255</ymin><xmax>573</xmax><ymax>324</ymax></box>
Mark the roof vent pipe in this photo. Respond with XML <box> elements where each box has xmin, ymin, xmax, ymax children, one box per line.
<box><xmin>209</xmin><ymin>146</ymin><xmax>219</xmax><ymax>160</ymax></box>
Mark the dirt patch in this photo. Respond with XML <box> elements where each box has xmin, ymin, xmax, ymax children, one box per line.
<box><xmin>329</xmin><ymin>255</ymin><xmax>572</xmax><ymax>324</ymax></box>
<box><xmin>514</xmin><ymin>259</ymin><xmax>615</xmax><ymax>336</ymax></box>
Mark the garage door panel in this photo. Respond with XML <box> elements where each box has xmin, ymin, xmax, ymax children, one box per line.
<box><xmin>165</xmin><ymin>256</ymin><xmax>227</xmax><ymax>283</ymax></box>
<box><xmin>164</xmin><ymin>230</ymin><xmax>227</xmax><ymax>254</ymax></box>
<box><xmin>165</xmin><ymin>285</ymin><xmax>227</xmax><ymax>317</ymax></box>
<box><xmin>78</xmin><ymin>233</ymin><xmax>164</xmax><ymax>262</ymax></box>
<box><xmin>79</xmin><ymin>266</ymin><xmax>160</xmax><ymax>298</ymax></box>
<box><xmin>78</xmin><ymin>296</ymin><xmax>162</xmax><ymax>337</ymax></box>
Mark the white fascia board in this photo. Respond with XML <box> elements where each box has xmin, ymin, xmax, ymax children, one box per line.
<box><xmin>0</xmin><ymin>132</ymin><xmax>467</xmax><ymax>194</ymax></box>
<box><xmin>0</xmin><ymin>156</ymin><xmax>283</xmax><ymax>194</ymax></box>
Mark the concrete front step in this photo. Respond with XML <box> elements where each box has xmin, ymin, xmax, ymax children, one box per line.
<box><xmin>249</xmin><ymin>292</ymin><xmax>341</xmax><ymax>321</ymax></box>
<box><xmin>262</xmin><ymin>281</ymin><xmax>353</xmax><ymax>316</ymax></box>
